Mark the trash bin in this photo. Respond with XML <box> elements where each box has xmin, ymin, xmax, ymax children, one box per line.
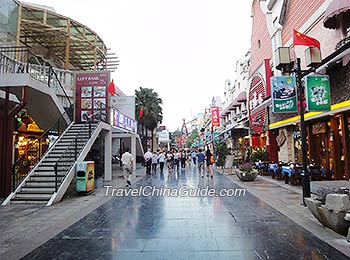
<box><xmin>76</xmin><ymin>161</ymin><xmax>95</xmax><ymax>194</ymax></box>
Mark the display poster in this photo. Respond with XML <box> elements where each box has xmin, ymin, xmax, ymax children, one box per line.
<box><xmin>271</xmin><ymin>76</ymin><xmax>297</xmax><ymax>113</ymax></box>
<box><xmin>75</xmin><ymin>71</ymin><xmax>109</xmax><ymax>122</ymax></box>
<box><xmin>305</xmin><ymin>75</ymin><xmax>331</xmax><ymax>111</ymax></box>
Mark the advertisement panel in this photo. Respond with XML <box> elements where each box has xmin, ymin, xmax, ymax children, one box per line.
<box><xmin>271</xmin><ymin>76</ymin><xmax>297</xmax><ymax>113</ymax></box>
<box><xmin>305</xmin><ymin>75</ymin><xmax>331</xmax><ymax>111</ymax></box>
<box><xmin>211</xmin><ymin>106</ymin><xmax>220</xmax><ymax>126</ymax></box>
<box><xmin>75</xmin><ymin>71</ymin><xmax>109</xmax><ymax>122</ymax></box>
<box><xmin>113</xmin><ymin>108</ymin><xmax>136</xmax><ymax>133</ymax></box>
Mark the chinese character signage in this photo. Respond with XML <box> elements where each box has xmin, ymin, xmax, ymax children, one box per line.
<box><xmin>211</xmin><ymin>106</ymin><xmax>220</xmax><ymax>126</ymax></box>
<box><xmin>113</xmin><ymin>108</ymin><xmax>136</xmax><ymax>133</ymax></box>
<box><xmin>305</xmin><ymin>75</ymin><xmax>331</xmax><ymax>111</ymax></box>
<box><xmin>75</xmin><ymin>71</ymin><xmax>109</xmax><ymax>122</ymax></box>
<box><xmin>271</xmin><ymin>76</ymin><xmax>297</xmax><ymax>113</ymax></box>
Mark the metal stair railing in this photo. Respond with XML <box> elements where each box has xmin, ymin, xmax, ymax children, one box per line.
<box><xmin>11</xmin><ymin>104</ymin><xmax>74</xmax><ymax>192</ymax></box>
<box><xmin>53</xmin><ymin>103</ymin><xmax>109</xmax><ymax>192</ymax></box>
<box><xmin>0</xmin><ymin>46</ymin><xmax>72</xmax><ymax>109</ymax></box>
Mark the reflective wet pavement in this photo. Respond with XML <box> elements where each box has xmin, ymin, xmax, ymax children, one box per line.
<box><xmin>22</xmin><ymin>166</ymin><xmax>349</xmax><ymax>260</ymax></box>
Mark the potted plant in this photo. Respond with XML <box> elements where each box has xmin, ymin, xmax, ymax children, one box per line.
<box><xmin>236</xmin><ymin>162</ymin><xmax>258</xmax><ymax>181</ymax></box>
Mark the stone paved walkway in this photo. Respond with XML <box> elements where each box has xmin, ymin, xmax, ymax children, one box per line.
<box><xmin>18</xmin><ymin>165</ymin><xmax>350</xmax><ymax>260</ymax></box>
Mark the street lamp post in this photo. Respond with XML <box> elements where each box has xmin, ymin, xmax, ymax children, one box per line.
<box><xmin>295</xmin><ymin>58</ymin><xmax>311</xmax><ymax>204</ymax></box>
<box><xmin>276</xmin><ymin>47</ymin><xmax>321</xmax><ymax>205</ymax></box>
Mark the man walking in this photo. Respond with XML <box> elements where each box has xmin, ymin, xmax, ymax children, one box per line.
<box><xmin>144</xmin><ymin>147</ymin><xmax>153</xmax><ymax>175</ymax></box>
<box><xmin>121</xmin><ymin>147</ymin><xmax>134</xmax><ymax>186</ymax></box>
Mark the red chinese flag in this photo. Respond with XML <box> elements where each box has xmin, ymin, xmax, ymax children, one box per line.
<box><xmin>107</xmin><ymin>79</ymin><xmax>116</xmax><ymax>95</ymax></box>
<box><xmin>293</xmin><ymin>29</ymin><xmax>320</xmax><ymax>49</ymax></box>
<box><xmin>139</xmin><ymin>107</ymin><xmax>144</xmax><ymax>119</ymax></box>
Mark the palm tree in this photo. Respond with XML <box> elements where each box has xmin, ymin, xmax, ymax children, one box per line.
<box><xmin>135</xmin><ymin>87</ymin><xmax>163</xmax><ymax>151</ymax></box>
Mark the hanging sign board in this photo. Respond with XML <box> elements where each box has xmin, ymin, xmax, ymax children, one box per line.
<box><xmin>305</xmin><ymin>75</ymin><xmax>331</xmax><ymax>111</ymax></box>
<box><xmin>271</xmin><ymin>76</ymin><xmax>297</xmax><ymax>113</ymax></box>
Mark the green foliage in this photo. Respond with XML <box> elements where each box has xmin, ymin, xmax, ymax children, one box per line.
<box><xmin>215</xmin><ymin>142</ymin><xmax>228</xmax><ymax>167</ymax></box>
<box><xmin>186</xmin><ymin>129</ymin><xmax>199</xmax><ymax>147</ymax></box>
<box><xmin>135</xmin><ymin>87</ymin><xmax>163</xmax><ymax>131</ymax></box>
<box><xmin>250</xmin><ymin>147</ymin><xmax>268</xmax><ymax>162</ymax></box>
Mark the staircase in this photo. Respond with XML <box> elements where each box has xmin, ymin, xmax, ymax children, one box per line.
<box><xmin>4</xmin><ymin>122</ymin><xmax>100</xmax><ymax>205</ymax></box>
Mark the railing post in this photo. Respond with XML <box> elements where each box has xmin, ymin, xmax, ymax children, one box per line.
<box><xmin>89</xmin><ymin>120</ymin><xmax>91</xmax><ymax>138</ymax></box>
<box><xmin>12</xmin><ymin>164</ymin><xmax>16</xmax><ymax>192</ymax></box>
<box><xmin>54</xmin><ymin>163</ymin><xmax>58</xmax><ymax>192</ymax></box>
<box><xmin>75</xmin><ymin>137</ymin><xmax>78</xmax><ymax>160</ymax></box>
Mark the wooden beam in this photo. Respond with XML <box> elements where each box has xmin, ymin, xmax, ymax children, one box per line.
<box><xmin>16</xmin><ymin>4</ymin><xmax>22</xmax><ymax>59</ymax></box>
<box><xmin>43</xmin><ymin>10</ymin><xmax>47</xmax><ymax>24</ymax></box>
<box><xmin>65</xmin><ymin>18</ymin><xmax>71</xmax><ymax>70</ymax></box>
<box><xmin>93</xmin><ymin>36</ymin><xmax>97</xmax><ymax>71</ymax></box>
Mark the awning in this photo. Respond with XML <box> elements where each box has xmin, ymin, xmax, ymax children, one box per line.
<box><xmin>323</xmin><ymin>0</ymin><xmax>350</xmax><ymax>29</ymax></box>
<box><xmin>236</xmin><ymin>91</ymin><xmax>247</xmax><ymax>102</ymax></box>
<box><xmin>229</xmin><ymin>99</ymin><xmax>241</xmax><ymax>109</ymax></box>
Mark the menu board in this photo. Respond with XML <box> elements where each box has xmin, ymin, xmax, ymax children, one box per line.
<box><xmin>75</xmin><ymin>71</ymin><xmax>109</xmax><ymax>122</ymax></box>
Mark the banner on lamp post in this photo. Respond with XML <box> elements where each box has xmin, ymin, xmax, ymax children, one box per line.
<box><xmin>211</xmin><ymin>106</ymin><xmax>220</xmax><ymax>126</ymax></box>
<box><xmin>305</xmin><ymin>75</ymin><xmax>331</xmax><ymax>111</ymax></box>
<box><xmin>271</xmin><ymin>76</ymin><xmax>298</xmax><ymax>113</ymax></box>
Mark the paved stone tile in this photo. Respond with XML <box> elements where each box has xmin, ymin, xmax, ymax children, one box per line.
<box><xmin>18</xmin><ymin>166</ymin><xmax>350</xmax><ymax>259</ymax></box>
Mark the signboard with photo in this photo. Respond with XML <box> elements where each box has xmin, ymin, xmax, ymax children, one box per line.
<box><xmin>271</xmin><ymin>76</ymin><xmax>297</xmax><ymax>113</ymax></box>
<box><xmin>305</xmin><ymin>75</ymin><xmax>331</xmax><ymax>111</ymax></box>
<box><xmin>75</xmin><ymin>71</ymin><xmax>110</xmax><ymax>122</ymax></box>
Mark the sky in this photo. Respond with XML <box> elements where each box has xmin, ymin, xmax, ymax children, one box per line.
<box><xmin>24</xmin><ymin>0</ymin><xmax>253</xmax><ymax>131</ymax></box>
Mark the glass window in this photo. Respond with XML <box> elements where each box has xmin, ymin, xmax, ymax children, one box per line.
<box><xmin>0</xmin><ymin>0</ymin><xmax>19</xmax><ymax>47</ymax></box>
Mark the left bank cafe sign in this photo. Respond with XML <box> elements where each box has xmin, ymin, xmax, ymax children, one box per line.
<box><xmin>75</xmin><ymin>71</ymin><xmax>110</xmax><ymax>122</ymax></box>
<box><xmin>249</xmin><ymin>74</ymin><xmax>267</xmax><ymax>134</ymax></box>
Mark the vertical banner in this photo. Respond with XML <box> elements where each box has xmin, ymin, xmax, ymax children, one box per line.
<box><xmin>211</xmin><ymin>106</ymin><xmax>220</xmax><ymax>126</ymax></box>
<box><xmin>271</xmin><ymin>76</ymin><xmax>297</xmax><ymax>113</ymax></box>
<box><xmin>305</xmin><ymin>75</ymin><xmax>331</xmax><ymax>111</ymax></box>
<box><xmin>75</xmin><ymin>71</ymin><xmax>110</xmax><ymax>122</ymax></box>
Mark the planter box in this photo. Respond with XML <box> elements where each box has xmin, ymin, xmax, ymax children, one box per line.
<box><xmin>236</xmin><ymin>170</ymin><xmax>258</xmax><ymax>181</ymax></box>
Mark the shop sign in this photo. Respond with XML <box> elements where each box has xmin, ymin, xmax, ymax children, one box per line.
<box><xmin>75</xmin><ymin>71</ymin><xmax>109</xmax><ymax>122</ymax></box>
<box><xmin>312</xmin><ymin>122</ymin><xmax>327</xmax><ymax>135</ymax></box>
<box><xmin>211</xmin><ymin>106</ymin><xmax>220</xmax><ymax>126</ymax></box>
<box><xmin>113</xmin><ymin>108</ymin><xmax>136</xmax><ymax>133</ymax></box>
<box><xmin>249</xmin><ymin>74</ymin><xmax>267</xmax><ymax>134</ymax></box>
<box><xmin>271</xmin><ymin>76</ymin><xmax>297</xmax><ymax>113</ymax></box>
<box><xmin>305</xmin><ymin>75</ymin><xmax>331</xmax><ymax>111</ymax></box>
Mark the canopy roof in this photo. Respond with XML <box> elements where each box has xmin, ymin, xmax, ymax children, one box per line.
<box><xmin>19</xmin><ymin>3</ymin><xmax>109</xmax><ymax>71</ymax></box>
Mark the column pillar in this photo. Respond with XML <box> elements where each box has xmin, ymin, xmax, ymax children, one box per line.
<box><xmin>104</xmin><ymin>130</ymin><xmax>112</xmax><ymax>181</ymax></box>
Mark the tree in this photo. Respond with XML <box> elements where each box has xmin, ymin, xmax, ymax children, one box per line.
<box><xmin>215</xmin><ymin>142</ymin><xmax>228</xmax><ymax>168</ymax></box>
<box><xmin>135</xmin><ymin>87</ymin><xmax>163</xmax><ymax>151</ymax></box>
<box><xmin>186</xmin><ymin>128</ymin><xmax>199</xmax><ymax>148</ymax></box>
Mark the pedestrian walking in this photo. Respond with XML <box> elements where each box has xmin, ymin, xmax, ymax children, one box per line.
<box><xmin>197</xmin><ymin>148</ymin><xmax>205</xmax><ymax>177</ymax></box>
<box><xmin>191</xmin><ymin>150</ymin><xmax>197</xmax><ymax>165</ymax></box>
<box><xmin>121</xmin><ymin>147</ymin><xmax>134</xmax><ymax>186</ymax></box>
<box><xmin>158</xmin><ymin>150</ymin><xmax>165</xmax><ymax>173</ymax></box>
<box><xmin>206</xmin><ymin>146</ymin><xmax>214</xmax><ymax>178</ymax></box>
<box><xmin>173</xmin><ymin>150</ymin><xmax>180</xmax><ymax>172</ymax></box>
<box><xmin>180</xmin><ymin>150</ymin><xmax>187</xmax><ymax>169</ymax></box>
<box><xmin>166</xmin><ymin>151</ymin><xmax>173</xmax><ymax>173</ymax></box>
<box><xmin>144</xmin><ymin>148</ymin><xmax>152</xmax><ymax>175</ymax></box>
<box><xmin>151</xmin><ymin>151</ymin><xmax>158</xmax><ymax>173</ymax></box>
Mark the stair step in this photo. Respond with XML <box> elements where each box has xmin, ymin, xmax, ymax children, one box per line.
<box><xmin>30</xmin><ymin>176</ymin><xmax>65</xmax><ymax>182</ymax></box>
<box><xmin>25</xmin><ymin>181</ymin><xmax>59</xmax><ymax>188</ymax></box>
<box><xmin>15</xmin><ymin>193</ymin><xmax>52</xmax><ymax>199</ymax></box>
<box><xmin>11</xmin><ymin>198</ymin><xmax>48</xmax><ymax>205</ymax></box>
<box><xmin>21</xmin><ymin>187</ymin><xmax>56</xmax><ymax>193</ymax></box>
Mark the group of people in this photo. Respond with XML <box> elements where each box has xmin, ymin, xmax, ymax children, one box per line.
<box><xmin>120</xmin><ymin>146</ymin><xmax>216</xmax><ymax>187</ymax></box>
<box><xmin>144</xmin><ymin>146</ymin><xmax>215</xmax><ymax>177</ymax></box>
